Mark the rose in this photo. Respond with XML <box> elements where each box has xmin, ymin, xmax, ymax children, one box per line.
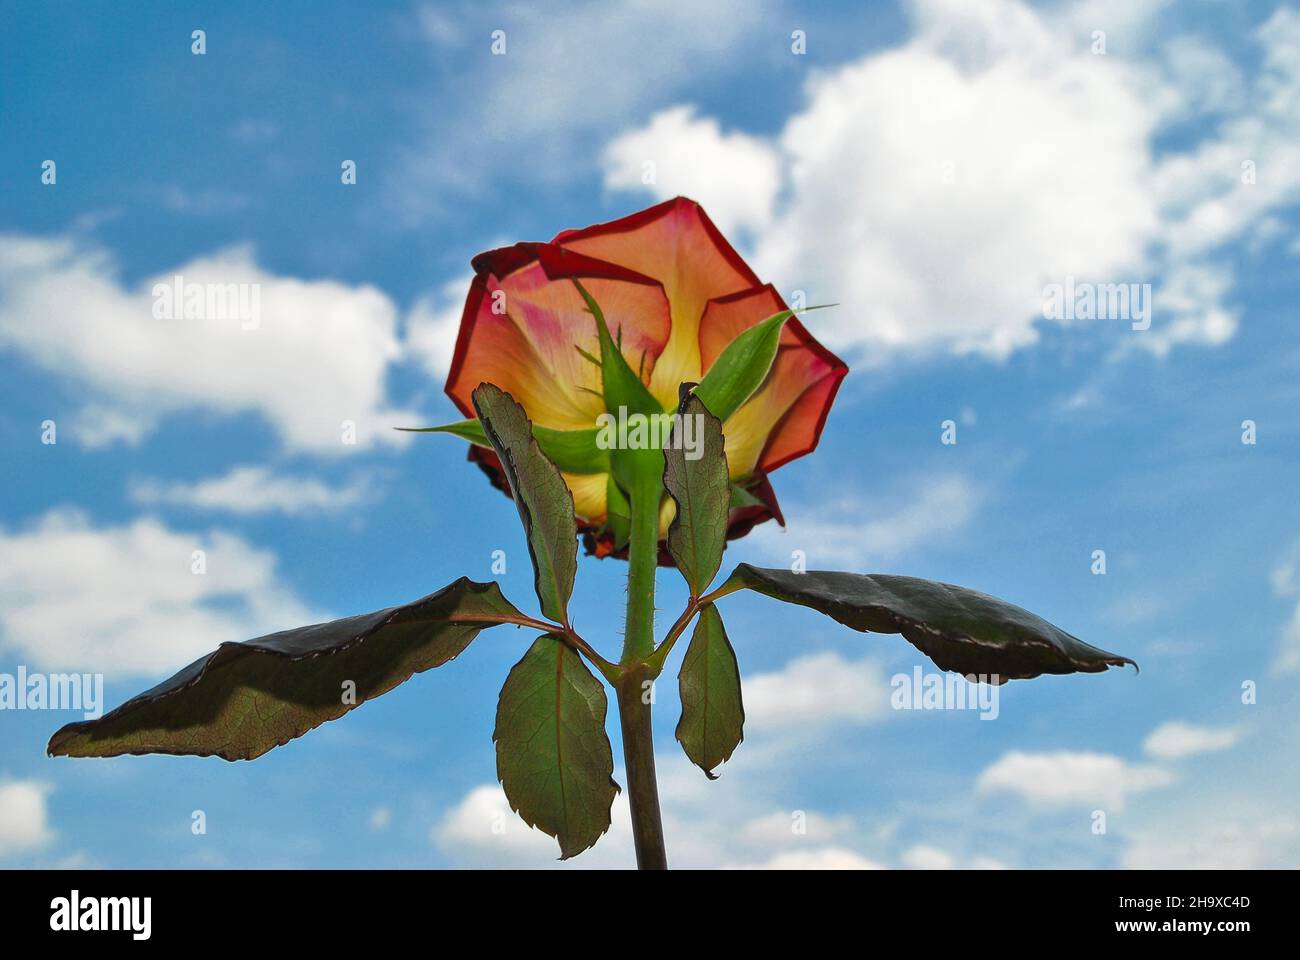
<box><xmin>55</xmin><ymin>197</ymin><xmax>1135</xmax><ymax>872</ymax></box>
<box><xmin>442</xmin><ymin>197</ymin><xmax>847</xmax><ymax>558</ymax></box>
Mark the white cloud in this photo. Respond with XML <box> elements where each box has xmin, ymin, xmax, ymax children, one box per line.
<box><xmin>395</xmin><ymin>0</ymin><xmax>773</xmax><ymax>222</ymax></box>
<box><xmin>977</xmin><ymin>749</ymin><xmax>1174</xmax><ymax>811</ymax></box>
<box><xmin>433</xmin><ymin>783</ymin><xmax>633</xmax><ymax>867</ymax></box>
<box><xmin>736</xmin><ymin>809</ymin><xmax>854</xmax><ymax>847</ymax></box>
<box><xmin>76</xmin><ymin>408</ymin><xmax>153</xmax><ymax>447</ymax></box>
<box><xmin>404</xmin><ymin>277</ymin><xmax>470</xmax><ymax>380</ymax></box>
<box><xmin>602</xmin><ymin>0</ymin><xmax>1300</xmax><ymax>361</ymax></box>
<box><xmin>743</xmin><ymin>651</ymin><xmax>892</xmax><ymax>733</ymax></box>
<box><xmin>1143</xmin><ymin>721</ymin><xmax>1242</xmax><ymax>760</ymax></box>
<box><xmin>1133</xmin><ymin>262</ymin><xmax>1237</xmax><ymax>357</ymax></box>
<box><xmin>747</xmin><ymin>474</ymin><xmax>979</xmax><ymax>569</ymax></box>
<box><xmin>1271</xmin><ymin>542</ymin><xmax>1300</xmax><ymax>673</ymax></box>
<box><xmin>1125</xmin><ymin>815</ymin><xmax>1298</xmax><ymax>869</ymax></box>
<box><xmin>433</xmin><ymin>778</ymin><xmax>887</xmax><ymax>869</ymax></box>
<box><xmin>602</xmin><ymin>105</ymin><xmax>781</xmax><ymax>237</ymax></box>
<box><xmin>894</xmin><ymin>843</ymin><xmax>1008</xmax><ymax>870</ymax></box>
<box><xmin>153</xmin><ymin>185</ymin><xmax>249</xmax><ymax>216</ymax></box>
<box><xmin>1275</xmin><ymin>604</ymin><xmax>1300</xmax><ymax>674</ymax></box>
<box><xmin>610</xmin><ymin>0</ymin><xmax>1162</xmax><ymax>358</ymax></box>
<box><xmin>0</xmin><ymin>235</ymin><xmax>415</xmax><ymax>452</ymax></box>
<box><xmin>1157</xmin><ymin>35</ymin><xmax>1246</xmax><ymax>118</ymax></box>
<box><xmin>129</xmin><ymin>466</ymin><xmax>368</xmax><ymax>516</ymax></box>
<box><xmin>900</xmin><ymin>844</ymin><xmax>956</xmax><ymax>869</ymax></box>
<box><xmin>0</xmin><ymin>780</ymin><xmax>55</xmax><ymax>858</ymax></box>
<box><xmin>1272</xmin><ymin>542</ymin><xmax>1300</xmax><ymax>596</ymax></box>
<box><xmin>368</xmin><ymin>806</ymin><xmax>392</xmax><ymax>831</ymax></box>
<box><xmin>0</xmin><ymin>509</ymin><xmax>321</xmax><ymax>675</ymax></box>
<box><xmin>746</xmin><ymin>847</ymin><xmax>883</xmax><ymax>870</ymax></box>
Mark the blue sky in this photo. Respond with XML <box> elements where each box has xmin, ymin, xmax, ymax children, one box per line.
<box><xmin>2</xmin><ymin>0</ymin><xmax>1299</xmax><ymax>868</ymax></box>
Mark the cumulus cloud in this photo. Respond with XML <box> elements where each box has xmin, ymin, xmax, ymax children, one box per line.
<box><xmin>899</xmin><ymin>844</ymin><xmax>956</xmax><ymax>870</ymax></box>
<box><xmin>602</xmin><ymin>105</ymin><xmax>781</xmax><ymax>237</ymax></box>
<box><xmin>0</xmin><ymin>509</ymin><xmax>321</xmax><ymax>675</ymax></box>
<box><xmin>1275</xmin><ymin>605</ymin><xmax>1300</xmax><ymax>674</ymax></box>
<box><xmin>0</xmin><ymin>235</ymin><xmax>415</xmax><ymax>452</ymax></box>
<box><xmin>1272</xmin><ymin>542</ymin><xmax>1300</xmax><ymax>673</ymax></box>
<box><xmin>736</xmin><ymin>809</ymin><xmax>855</xmax><ymax>847</ymax></box>
<box><xmin>404</xmin><ymin>277</ymin><xmax>470</xmax><ymax>380</ymax></box>
<box><xmin>0</xmin><ymin>780</ymin><xmax>55</xmax><ymax>858</ymax></box>
<box><xmin>1124</xmin><ymin>814</ymin><xmax>1299</xmax><ymax>869</ymax></box>
<box><xmin>1142</xmin><ymin>722</ymin><xmax>1243</xmax><ymax>760</ymax></box>
<box><xmin>433</xmin><ymin>778</ymin><xmax>886</xmax><ymax>869</ymax></box>
<box><xmin>129</xmin><ymin>466</ymin><xmax>369</xmax><ymax>516</ymax></box>
<box><xmin>977</xmin><ymin>749</ymin><xmax>1175</xmax><ymax>811</ymax></box>
<box><xmin>433</xmin><ymin>784</ymin><xmax>632</xmax><ymax>867</ymax></box>
<box><xmin>602</xmin><ymin>0</ymin><xmax>1300</xmax><ymax>361</ymax></box>
<box><xmin>743</xmin><ymin>651</ymin><xmax>893</xmax><ymax>733</ymax></box>
<box><xmin>395</xmin><ymin>0</ymin><xmax>773</xmax><ymax>222</ymax></box>
<box><xmin>746</xmin><ymin>474</ymin><xmax>979</xmax><ymax>569</ymax></box>
<box><xmin>747</xmin><ymin>847</ymin><xmax>883</xmax><ymax>870</ymax></box>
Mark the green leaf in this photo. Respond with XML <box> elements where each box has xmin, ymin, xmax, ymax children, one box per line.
<box><xmin>396</xmin><ymin>418</ymin><xmax>609</xmax><ymax>475</ymax></box>
<box><xmin>47</xmin><ymin>578</ymin><xmax>526</xmax><ymax>761</ymax></box>
<box><xmin>719</xmin><ymin>564</ymin><xmax>1137</xmax><ymax>682</ymax></box>
<box><xmin>494</xmin><ymin>634</ymin><xmax>619</xmax><ymax>859</ymax></box>
<box><xmin>693</xmin><ymin>309</ymin><xmax>793</xmax><ymax>422</ymax></box>
<box><xmin>675</xmin><ymin>603</ymin><xmax>744</xmax><ymax>779</ymax></box>
<box><xmin>573</xmin><ymin>279</ymin><xmax>660</xmax><ymax>418</ymax></box>
<box><xmin>473</xmin><ymin>384</ymin><xmax>578</xmax><ymax>625</ymax></box>
<box><xmin>728</xmin><ymin>483</ymin><xmax>765</xmax><ymax>510</ymax></box>
<box><xmin>663</xmin><ymin>392</ymin><xmax>729</xmax><ymax>596</ymax></box>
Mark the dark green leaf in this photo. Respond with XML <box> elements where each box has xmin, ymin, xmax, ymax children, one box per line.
<box><xmin>676</xmin><ymin>604</ymin><xmax>744</xmax><ymax>779</ymax></box>
<box><xmin>48</xmin><ymin>578</ymin><xmax>526</xmax><ymax>761</ymax></box>
<box><xmin>720</xmin><ymin>564</ymin><xmax>1137</xmax><ymax>682</ymax></box>
<box><xmin>473</xmin><ymin>384</ymin><xmax>578</xmax><ymax>625</ymax></box>
<box><xmin>396</xmin><ymin>418</ymin><xmax>609</xmax><ymax>475</ymax></box>
<box><xmin>494</xmin><ymin>634</ymin><xmax>619</xmax><ymax>859</ymax></box>
<box><xmin>663</xmin><ymin>392</ymin><xmax>729</xmax><ymax>595</ymax></box>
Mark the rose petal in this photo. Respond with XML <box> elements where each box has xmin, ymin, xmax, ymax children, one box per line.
<box><xmin>562</xmin><ymin>470</ymin><xmax>610</xmax><ymax>525</ymax></box>
<box><xmin>698</xmin><ymin>284</ymin><xmax>803</xmax><ymax>371</ymax></box>
<box><xmin>446</xmin><ymin>243</ymin><xmax>671</xmax><ymax>429</ymax></box>
<box><xmin>582</xmin><ymin>471</ymin><xmax>785</xmax><ymax>565</ymax></box>
<box><xmin>556</xmin><ymin>197</ymin><xmax>759</xmax><ymax>409</ymax></box>
<box><xmin>468</xmin><ymin>445</ymin><xmax>610</xmax><ymax>526</ymax></box>
<box><xmin>696</xmin><ymin>285</ymin><xmax>848</xmax><ymax>480</ymax></box>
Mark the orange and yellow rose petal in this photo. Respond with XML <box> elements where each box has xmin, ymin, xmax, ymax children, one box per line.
<box><xmin>449</xmin><ymin>197</ymin><xmax>848</xmax><ymax>563</ymax></box>
<box><xmin>556</xmin><ymin>198</ymin><xmax>761</xmax><ymax>410</ymax></box>
<box><xmin>446</xmin><ymin>243</ymin><xmax>672</xmax><ymax>429</ymax></box>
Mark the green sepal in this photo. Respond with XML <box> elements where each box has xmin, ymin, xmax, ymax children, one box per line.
<box><xmin>694</xmin><ymin>305</ymin><xmax>833</xmax><ymax>422</ymax></box>
<box><xmin>397</xmin><ymin>418</ymin><xmax>609</xmax><ymax>475</ymax></box>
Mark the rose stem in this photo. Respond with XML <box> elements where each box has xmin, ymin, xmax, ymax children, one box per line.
<box><xmin>617</xmin><ymin>470</ymin><xmax>668</xmax><ymax>870</ymax></box>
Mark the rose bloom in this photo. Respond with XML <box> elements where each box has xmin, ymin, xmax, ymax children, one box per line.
<box><xmin>445</xmin><ymin>197</ymin><xmax>847</xmax><ymax>560</ymax></box>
